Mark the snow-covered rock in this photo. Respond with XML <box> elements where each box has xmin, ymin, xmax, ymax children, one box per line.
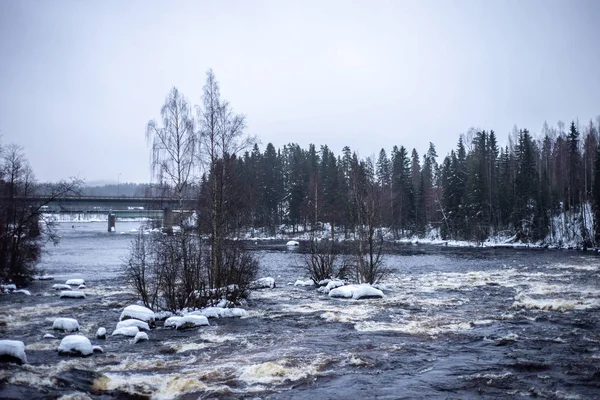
<box><xmin>1</xmin><ymin>284</ymin><xmax>17</xmax><ymax>293</ymax></box>
<box><xmin>294</xmin><ymin>279</ymin><xmax>314</xmax><ymax>287</ymax></box>
<box><xmin>250</xmin><ymin>277</ymin><xmax>276</xmax><ymax>289</ymax></box>
<box><xmin>0</xmin><ymin>340</ymin><xmax>27</xmax><ymax>364</ymax></box>
<box><xmin>92</xmin><ymin>345</ymin><xmax>104</xmax><ymax>353</ymax></box>
<box><xmin>60</xmin><ymin>290</ymin><xmax>86</xmax><ymax>299</ymax></box>
<box><xmin>43</xmin><ymin>334</ymin><xmax>55</xmax><ymax>339</ymax></box>
<box><xmin>96</xmin><ymin>327</ymin><xmax>106</xmax><ymax>339</ymax></box>
<box><xmin>189</xmin><ymin>307</ymin><xmax>248</xmax><ymax>319</ymax></box>
<box><xmin>175</xmin><ymin>315</ymin><xmax>209</xmax><ymax>329</ymax></box>
<box><xmin>52</xmin><ymin>317</ymin><xmax>80</xmax><ymax>332</ymax></box>
<box><xmin>286</xmin><ymin>240</ymin><xmax>300</xmax><ymax>246</ymax></box>
<box><xmin>164</xmin><ymin>316</ymin><xmax>181</xmax><ymax>328</ymax></box>
<box><xmin>52</xmin><ymin>284</ymin><xmax>71</xmax><ymax>291</ymax></box>
<box><xmin>14</xmin><ymin>289</ymin><xmax>31</xmax><ymax>295</ymax></box>
<box><xmin>116</xmin><ymin>319</ymin><xmax>150</xmax><ymax>331</ymax></box>
<box><xmin>120</xmin><ymin>305</ymin><xmax>155</xmax><ymax>326</ymax></box>
<box><xmin>111</xmin><ymin>326</ymin><xmax>140</xmax><ymax>337</ymax></box>
<box><xmin>328</xmin><ymin>284</ymin><xmax>384</xmax><ymax>300</ymax></box>
<box><xmin>318</xmin><ymin>280</ymin><xmax>345</xmax><ymax>293</ymax></box>
<box><xmin>133</xmin><ymin>332</ymin><xmax>148</xmax><ymax>344</ymax></box>
<box><xmin>65</xmin><ymin>279</ymin><xmax>85</xmax><ymax>286</ymax></box>
<box><xmin>58</xmin><ymin>335</ymin><xmax>93</xmax><ymax>356</ymax></box>
<box><xmin>36</xmin><ymin>275</ymin><xmax>55</xmax><ymax>280</ymax></box>
<box><xmin>77</xmin><ymin>284</ymin><xmax>86</xmax><ymax>290</ymax></box>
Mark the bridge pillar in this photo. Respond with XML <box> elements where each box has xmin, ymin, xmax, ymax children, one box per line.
<box><xmin>108</xmin><ymin>213</ymin><xmax>116</xmax><ymax>232</ymax></box>
<box><xmin>162</xmin><ymin>207</ymin><xmax>173</xmax><ymax>234</ymax></box>
<box><xmin>29</xmin><ymin>212</ymin><xmax>40</xmax><ymax>237</ymax></box>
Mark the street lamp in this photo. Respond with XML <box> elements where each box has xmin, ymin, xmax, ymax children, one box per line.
<box><xmin>117</xmin><ymin>173</ymin><xmax>122</xmax><ymax>197</ymax></box>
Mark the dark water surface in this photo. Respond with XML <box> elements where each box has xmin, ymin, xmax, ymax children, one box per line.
<box><xmin>1</xmin><ymin>222</ymin><xmax>599</xmax><ymax>399</ymax></box>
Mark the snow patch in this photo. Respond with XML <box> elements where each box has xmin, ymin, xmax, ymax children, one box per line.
<box><xmin>250</xmin><ymin>277</ymin><xmax>276</xmax><ymax>289</ymax></box>
<box><xmin>52</xmin><ymin>284</ymin><xmax>71</xmax><ymax>291</ymax></box>
<box><xmin>294</xmin><ymin>279</ymin><xmax>314</xmax><ymax>287</ymax></box>
<box><xmin>188</xmin><ymin>307</ymin><xmax>248</xmax><ymax>319</ymax></box>
<box><xmin>96</xmin><ymin>327</ymin><xmax>107</xmax><ymax>339</ymax></box>
<box><xmin>112</xmin><ymin>326</ymin><xmax>140</xmax><ymax>337</ymax></box>
<box><xmin>175</xmin><ymin>315</ymin><xmax>209</xmax><ymax>329</ymax></box>
<box><xmin>286</xmin><ymin>240</ymin><xmax>299</xmax><ymax>246</ymax></box>
<box><xmin>133</xmin><ymin>332</ymin><xmax>148</xmax><ymax>344</ymax></box>
<box><xmin>65</xmin><ymin>279</ymin><xmax>85</xmax><ymax>286</ymax></box>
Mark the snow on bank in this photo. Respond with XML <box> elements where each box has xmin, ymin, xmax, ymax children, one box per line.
<box><xmin>0</xmin><ymin>340</ymin><xmax>27</xmax><ymax>364</ymax></box>
<box><xmin>58</xmin><ymin>335</ymin><xmax>93</xmax><ymax>356</ymax></box>
<box><xmin>329</xmin><ymin>284</ymin><xmax>384</xmax><ymax>300</ymax></box>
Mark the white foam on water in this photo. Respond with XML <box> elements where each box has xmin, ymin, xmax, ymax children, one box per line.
<box><xmin>237</xmin><ymin>358</ymin><xmax>325</xmax><ymax>385</ymax></box>
<box><xmin>513</xmin><ymin>296</ymin><xmax>600</xmax><ymax>312</ymax></box>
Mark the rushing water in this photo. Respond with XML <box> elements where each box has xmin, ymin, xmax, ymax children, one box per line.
<box><xmin>1</xmin><ymin>222</ymin><xmax>600</xmax><ymax>399</ymax></box>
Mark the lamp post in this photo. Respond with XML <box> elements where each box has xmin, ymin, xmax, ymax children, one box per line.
<box><xmin>117</xmin><ymin>173</ymin><xmax>121</xmax><ymax>197</ymax></box>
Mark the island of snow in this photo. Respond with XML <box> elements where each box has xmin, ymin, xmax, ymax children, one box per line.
<box><xmin>0</xmin><ymin>340</ymin><xmax>27</xmax><ymax>364</ymax></box>
<box><xmin>52</xmin><ymin>317</ymin><xmax>80</xmax><ymax>332</ymax></box>
<box><xmin>58</xmin><ymin>335</ymin><xmax>93</xmax><ymax>357</ymax></box>
<box><xmin>328</xmin><ymin>284</ymin><xmax>384</xmax><ymax>300</ymax></box>
<box><xmin>120</xmin><ymin>305</ymin><xmax>155</xmax><ymax>327</ymax></box>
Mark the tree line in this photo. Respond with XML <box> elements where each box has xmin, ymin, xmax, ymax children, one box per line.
<box><xmin>198</xmin><ymin>118</ymin><xmax>600</xmax><ymax>246</ymax></box>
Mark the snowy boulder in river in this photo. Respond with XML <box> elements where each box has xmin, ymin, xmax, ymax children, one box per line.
<box><xmin>96</xmin><ymin>327</ymin><xmax>106</xmax><ymax>339</ymax></box>
<box><xmin>52</xmin><ymin>284</ymin><xmax>71</xmax><ymax>291</ymax></box>
<box><xmin>59</xmin><ymin>290</ymin><xmax>86</xmax><ymax>299</ymax></box>
<box><xmin>286</xmin><ymin>240</ymin><xmax>300</xmax><ymax>246</ymax></box>
<box><xmin>189</xmin><ymin>307</ymin><xmax>248</xmax><ymax>319</ymax></box>
<box><xmin>164</xmin><ymin>316</ymin><xmax>181</xmax><ymax>328</ymax></box>
<box><xmin>328</xmin><ymin>284</ymin><xmax>384</xmax><ymax>300</ymax></box>
<box><xmin>133</xmin><ymin>332</ymin><xmax>148</xmax><ymax>344</ymax></box>
<box><xmin>14</xmin><ymin>289</ymin><xmax>31</xmax><ymax>295</ymax></box>
<box><xmin>294</xmin><ymin>279</ymin><xmax>314</xmax><ymax>287</ymax></box>
<box><xmin>318</xmin><ymin>280</ymin><xmax>345</xmax><ymax>293</ymax></box>
<box><xmin>175</xmin><ymin>315</ymin><xmax>209</xmax><ymax>330</ymax></box>
<box><xmin>0</xmin><ymin>340</ymin><xmax>27</xmax><ymax>364</ymax></box>
<box><xmin>52</xmin><ymin>317</ymin><xmax>80</xmax><ymax>332</ymax></box>
<box><xmin>250</xmin><ymin>277</ymin><xmax>276</xmax><ymax>289</ymax></box>
<box><xmin>116</xmin><ymin>319</ymin><xmax>150</xmax><ymax>331</ymax></box>
<box><xmin>112</xmin><ymin>326</ymin><xmax>140</xmax><ymax>337</ymax></box>
<box><xmin>120</xmin><ymin>305</ymin><xmax>155</xmax><ymax>327</ymax></box>
<box><xmin>58</xmin><ymin>335</ymin><xmax>93</xmax><ymax>357</ymax></box>
<box><xmin>65</xmin><ymin>279</ymin><xmax>85</xmax><ymax>286</ymax></box>
<box><xmin>77</xmin><ymin>284</ymin><xmax>86</xmax><ymax>290</ymax></box>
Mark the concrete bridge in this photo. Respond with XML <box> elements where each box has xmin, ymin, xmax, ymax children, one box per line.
<box><xmin>35</xmin><ymin>196</ymin><xmax>195</xmax><ymax>233</ymax></box>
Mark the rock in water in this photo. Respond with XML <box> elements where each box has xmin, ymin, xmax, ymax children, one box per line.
<box><xmin>116</xmin><ymin>319</ymin><xmax>150</xmax><ymax>331</ymax></box>
<box><xmin>96</xmin><ymin>327</ymin><xmax>106</xmax><ymax>339</ymax></box>
<box><xmin>0</xmin><ymin>340</ymin><xmax>27</xmax><ymax>364</ymax></box>
<box><xmin>133</xmin><ymin>332</ymin><xmax>149</xmax><ymax>343</ymax></box>
<box><xmin>58</xmin><ymin>335</ymin><xmax>93</xmax><ymax>357</ymax></box>
<box><xmin>59</xmin><ymin>290</ymin><xmax>86</xmax><ymax>299</ymax></box>
<box><xmin>52</xmin><ymin>317</ymin><xmax>80</xmax><ymax>332</ymax></box>
<box><xmin>120</xmin><ymin>305</ymin><xmax>155</xmax><ymax>327</ymax></box>
<box><xmin>175</xmin><ymin>315</ymin><xmax>209</xmax><ymax>330</ymax></box>
<box><xmin>65</xmin><ymin>279</ymin><xmax>85</xmax><ymax>286</ymax></box>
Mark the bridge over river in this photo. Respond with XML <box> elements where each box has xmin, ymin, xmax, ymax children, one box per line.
<box><xmin>36</xmin><ymin>196</ymin><xmax>195</xmax><ymax>232</ymax></box>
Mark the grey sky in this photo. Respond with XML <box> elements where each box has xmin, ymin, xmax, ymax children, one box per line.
<box><xmin>1</xmin><ymin>0</ymin><xmax>599</xmax><ymax>183</ymax></box>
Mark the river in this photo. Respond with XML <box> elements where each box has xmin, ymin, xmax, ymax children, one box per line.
<box><xmin>1</xmin><ymin>221</ymin><xmax>599</xmax><ymax>399</ymax></box>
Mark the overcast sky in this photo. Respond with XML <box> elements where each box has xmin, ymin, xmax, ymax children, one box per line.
<box><xmin>1</xmin><ymin>0</ymin><xmax>599</xmax><ymax>183</ymax></box>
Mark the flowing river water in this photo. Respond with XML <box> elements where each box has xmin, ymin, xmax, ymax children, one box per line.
<box><xmin>1</xmin><ymin>221</ymin><xmax>600</xmax><ymax>399</ymax></box>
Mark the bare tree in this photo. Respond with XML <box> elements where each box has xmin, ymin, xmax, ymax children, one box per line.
<box><xmin>146</xmin><ymin>87</ymin><xmax>197</xmax><ymax>214</ymax></box>
<box><xmin>197</xmin><ymin>69</ymin><xmax>257</xmax><ymax>293</ymax></box>
<box><xmin>0</xmin><ymin>143</ymin><xmax>80</xmax><ymax>285</ymax></box>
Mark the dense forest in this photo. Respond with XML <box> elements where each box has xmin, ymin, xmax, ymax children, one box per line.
<box><xmin>194</xmin><ymin>118</ymin><xmax>600</xmax><ymax>247</ymax></box>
